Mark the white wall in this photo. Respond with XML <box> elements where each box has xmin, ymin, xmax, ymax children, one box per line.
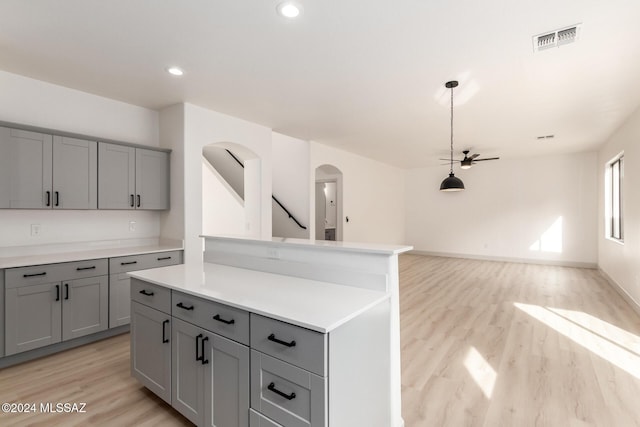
<box><xmin>310</xmin><ymin>142</ymin><xmax>406</xmax><ymax>245</ymax></box>
<box><xmin>598</xmin><ymin>106</ymin><xmax>640</xmax><ymax>308</ymax></box>
<box><xmin>405</xmin><ymin>152</ymin><xmax>598</xmax><ymax>266</ymax></box>
<box><xmin>181</xmin><ymin>103</ymin><xmax>273</xmax><ymax>264</ymax></box>
<box><xmin>272</xmin><ymin>132</ymin><xmax>310</xmax><ymax>238</ymax></box>
<box><xmin>0</xmin><ymin>71</ymin><xmax>162</xmax><ymax>248</ymax></box>
<box><xmin>202</xmin><ymin>158</ymin><xmax>245</xmax><ymax>236</ymax></box>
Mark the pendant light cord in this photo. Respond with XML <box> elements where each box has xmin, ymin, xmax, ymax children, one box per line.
<box><xmin>449</xmin><ymin>84</ymin><xmax>454</xmax><ymax>175</ymax></box>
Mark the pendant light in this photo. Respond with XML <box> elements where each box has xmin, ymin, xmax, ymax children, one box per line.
<box><xmin>439</xmin><ymin>80</ymin><xmax>465</xmax><ymax>192</ymax></box>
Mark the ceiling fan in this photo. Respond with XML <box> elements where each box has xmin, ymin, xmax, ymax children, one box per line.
<box><xmin>441</xmin><ymin>150</ymin><xmax>500</xmax><ymax>169</ymax></box>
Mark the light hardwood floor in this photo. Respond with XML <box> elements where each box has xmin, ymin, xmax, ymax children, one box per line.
<box><xmin>1</xmin><ymin>254</ymin><xmax>640</xmax><ymax>426</ymax></box>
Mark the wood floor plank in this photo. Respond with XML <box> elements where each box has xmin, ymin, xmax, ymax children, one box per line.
<box><xmin>1</xmin><ymin>254</ymin><xmax>640</xmax><ymax>426</ymax></box>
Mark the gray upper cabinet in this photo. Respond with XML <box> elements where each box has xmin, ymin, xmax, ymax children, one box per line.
<box><xmin>52</xmin><ymin>136</ymin><xmax>98</xmax><ymax>209</ymax></box>
<box><xmin>99</xmin><ymin>142</ymin><xmax>169</xmax><ymax>210</ymax></box>
<box><xmin>0</xmin><ymin>126</ymin><xmax>97</xmax><ymax>210</ymax></box>
<box><xmin>136</xmin><ymin>148</ymin><xmax>169</xmax><ymax>210</ymax></box>
<box><xmin>0</xmin><ymin>126</ymin><xmax>53</xmax><ymax>209</ymax></box>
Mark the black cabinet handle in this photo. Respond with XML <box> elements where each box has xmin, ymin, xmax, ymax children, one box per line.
<box><xmin>76</xmin><ymin>266</ymin><xmax>96</xmax><ymax>271</ymax></box>
<box><xmin>139</xmin><ymin>289</ymin><xmax>154</xmax><ymax>296</ymax></box>
<box><xmin>201</xmin><ymin>336</ymin><xmax>209</xmax><ymax>365</ymax></box>
<box><xmin>176</xmin><ymin>302</ymin><xmax>194</xmax><ymax>311</ymax></box>
<box><xmin>64</xmin><ymin>283</ymin><xmax>69</xmax><ymax>300</ymax></box>
<box><xmin>162</xmin><ymin>320</ymin><xmax>169</xmax><ymax>343</ymax></box>
<box><xmin>46</xmin><ymin>191</ymin><xmax>51</xmax><ymax>207</ymax></box>
<box><xmin>137</xmin><ymin>194</ymin><xmax>141</xmax><ymax>208</ymax></box>
<box><xmin>130</xmin><ymin>194</ymin><xmax>135</xmax><ymax>207</ymax></box>
<box><xmin>196</xmin><ymin>334</ymin><xmax>203</xmax><ymax>361</ymax></box>
<box><xmin>267</xmin><ymin>382</ymin><xmax>296</xmax><ymax>400</ymax></box>
<box><xmin>54</xmin><ymin>191</ymin><xmax>59</xmax><ymax>207</ymax></box>
<box><xmin>55</xmin><ymin>284</ymin><xmax>60</xmax><ymax>301</ymax></box>
<box><xmin>23</xmin><ymin>272</ymin><xmax>47</xmax><ymax>278</ymax></box>
<box><xmin>213</xmin><ymin>314</ymin><xmax>235</xmax><ymax>325</ymax></box>
<box><xmin>120</xmin><ymin>261</ymin><xmax>137</xmax><ymax>266</ymax></box>
<box><xmin>268</xmin><ymin>333</ymin><xmax>296</xmax><ymax>348</ymax></box>
<box><xmin>157</xmin><ymin>256</ymin><xmax>172</xmax><ymax>261</ymax></box>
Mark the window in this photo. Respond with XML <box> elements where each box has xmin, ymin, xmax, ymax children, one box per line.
<box><xmin>608</xmin><ymin>155</ymin><xmax>623</xmax><ymax>241</ymax></box>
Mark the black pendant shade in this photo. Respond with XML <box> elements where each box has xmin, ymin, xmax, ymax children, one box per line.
<box><xmin>440</xmin><ymin>173</ymin><xmax>465</xmax><ymax>191</ymax></box>
<box><xmin>440</xmin><ymin>80</ymin><xmax>465</xmax><ymax>192</ymax></box>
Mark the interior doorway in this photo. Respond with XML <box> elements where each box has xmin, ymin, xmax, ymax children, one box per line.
<box><xmin>315</xmin><ymin>165</ymin><xmax>343</xmax><ymax>241</ymax></box>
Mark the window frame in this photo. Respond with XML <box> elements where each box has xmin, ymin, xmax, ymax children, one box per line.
<box><xmin>607</xmin><ymin>154</ymin><xmax>624</xmax><ymax>243</ymax></box>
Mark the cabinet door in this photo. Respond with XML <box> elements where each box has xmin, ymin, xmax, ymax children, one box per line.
<box><xmin>136</xmin><ymin>148</ymin><xmax>169</xmax><ymax>210</ymax></box>
<box><xmin>172</xmin><ymin>318</ymin><xmax>205</xmax><ymax>425</ymax></box>
<box><xmin>204</xmin><ymin>333</ymin><xmax>250</xmax><ymax>427</ymax></box>
<box><xmin>5</xmin><ymin>282</ymin><xmax>62</xmax><ymax>355</ymax></box>
<box><xmin>131</xmin><ymin>301</ymin><xmax>172</xmax><ymax>403</ymax></box>
<box><xmin>98</xmin><ymin>142</ymin><xmax>135</xmax><ymax>209</ymax></box>
<box><xmin>0</xmin><ymin>126</ymin><xmax>53</xmax><ymax>209</ymax></box>
<box><xmin>62</xmin><ymin>275</ymin><xmax>108</xmax><ymax>341</ymax></box>
<box><xmin>109</xmin><ymin>273</ymin><xmax>131</xmax><ymax>327</ymax></box>
<box><xmin>52</xmin><ymin>136</ymin><xmax>97</xmax><ymax>209</ymax></box>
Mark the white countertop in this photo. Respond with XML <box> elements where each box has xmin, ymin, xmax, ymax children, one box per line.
<box><xmin>203</xmin><ymin>234</ymin><xmax>413</xmax><ymax>255</ymax></box>
<box><xmin>129</xmin><ymin>262</ymin><xmax>390</xmax><ymax>333</ymax></box>
<box><xmin>0</xmin><ymin>240</ymin><xmax>183</xmax><ymax>269</ymax></box>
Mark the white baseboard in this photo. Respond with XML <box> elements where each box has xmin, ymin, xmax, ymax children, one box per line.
<box><xmin>408</xmin><ymin>250</ymin><xmax>597</xmax><ymax>269</ymax></box>
<box><xmin>598</xmin><ymin>268</ymin><xmax>640</xmax><ymax>317</ymax></box>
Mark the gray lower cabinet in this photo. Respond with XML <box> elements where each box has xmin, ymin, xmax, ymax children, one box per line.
<box><xmin>109</xmin><ymin>251</ymin><xmax>183</xmax><ymax>327</ymax></box>
<box><xmin>172</xmin><ymin>318</ymin><xmax>250</xmax><ymax>427</ymax></box>
<box><xmin>0</xmin><ymin>270</ymin><xmax>4</xmax><ymax>357</ymax></box>
<box><xmin>61</xmin><ymin>276</ymin><xmax>108</xmax><ymax>340</ymax></box>
<box><xmin>5</xmin><ymin>281</ymin><xmax>62</xmax><ymax>355</ymax></box>
<box><xmin>131</xmin><ymin>301</ymin><xmax>172</xmax><ymax>404</ymax></box>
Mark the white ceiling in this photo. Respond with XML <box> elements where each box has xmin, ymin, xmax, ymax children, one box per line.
<box><xmin>1</xmin><ymin>0</ymin><xmax>639</xmax><ymax>168</ymax></box>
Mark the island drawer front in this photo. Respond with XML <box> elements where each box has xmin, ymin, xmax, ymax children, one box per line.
<box><xmin>249</xmin><ymin>409</ymin><xmax>283</xmax><ymax>427</ymax></box>
<box><xmin>250</xmin><ymin>314</ymin><xmax>327</xmax><ymax>377</ymax></box>
<box><xmin>57</xmin><ymin>259</ymin><xmax>108</xmax><ymax>280</ymax></box>
<box><xmin>251</xmin><ymin>351</ymin><xmax>326</xmax><ymax>427</ymax></box>
<box><xmin>171</xmin><ymin>290</ymin><xmax>250</xmax><ymax>345</ymax></box>
<box><xmin>110</xmin><ymin>250</ymin><xmax>182</xmax><ymax>274</ymax></box>
<box><xmin>131</xmin><ymin>278</ymin><xmax>171</xmax><ymax>314</ymax></box>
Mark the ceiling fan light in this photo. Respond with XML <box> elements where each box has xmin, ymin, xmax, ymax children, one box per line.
<box><xmin>440</xmin><ymin>173</ymin><xmax>465</xmax><ymax>192</ymax></box>
<box><xmin>460</xmin><ymin>163</ymin><xmax>472</xmax><ymax>170</ymax></box>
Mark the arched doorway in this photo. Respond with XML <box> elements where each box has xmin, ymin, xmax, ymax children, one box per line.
<box><xmin>202</xmin><ymin>142</ymin><xmax>261</xmax><ymax>238</ymax></box>
<box><xmin>315</xmin><ymin>164</ymin><xmax>343</xmax><ymax>241</ymax></box>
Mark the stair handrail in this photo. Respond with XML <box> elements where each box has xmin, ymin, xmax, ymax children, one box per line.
<box><xmin>225</xmin><ymin>150</ymin><xmax>307</xmax><ymax>230</ymax></box>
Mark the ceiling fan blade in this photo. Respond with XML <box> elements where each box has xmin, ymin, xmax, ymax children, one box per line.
<box><xmin>470</xmin><ymin>153</ymin><xmax>480</xmax><ymax>160</ymax></box>
<box><xmin>473</xmin><ymin>157</ymin><xmax>500</xmax><ymax>161</ymax></box>
<box><xmin>440</xmin><ymin>159</ymin><xmax>464</xmax><ymax>162</ymax></box>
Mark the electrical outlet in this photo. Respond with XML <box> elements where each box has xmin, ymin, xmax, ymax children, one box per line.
<box><xmin>31</xmin><ymin>224</ymin><xmax>41</xmax><ymax>236</ymax></box>
<box><xmin>129</xmin><ymin>221</ymin><xmax>136</xmax><ymax>232</ymax></box>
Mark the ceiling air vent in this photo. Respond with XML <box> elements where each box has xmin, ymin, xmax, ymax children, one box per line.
<box><xmin>533</xmin><ymin>24</ymin><xmax>581</xmax><ymax>52</ymax></box>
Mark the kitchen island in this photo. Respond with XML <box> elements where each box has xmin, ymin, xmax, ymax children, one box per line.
<box><xmin>129</xmin><ymin>235</ymin><xmax>411</xmax><ymax>427</ymax></box>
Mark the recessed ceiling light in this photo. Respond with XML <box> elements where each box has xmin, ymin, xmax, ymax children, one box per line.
<box><xmin>277</xmin><ymin>2</ymin><xmax>303</xmax><ymax>18</ymax></box>
<box><xmin>167</xmin><ymin>67</ymin><xmax>184</xmax><ymax>76</ymax></box>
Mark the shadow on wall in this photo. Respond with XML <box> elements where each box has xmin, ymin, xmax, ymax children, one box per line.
<box><xmin>202</xmin><ymin>142</ymin><xmax>261</xmax><ymax>238</ymax></box>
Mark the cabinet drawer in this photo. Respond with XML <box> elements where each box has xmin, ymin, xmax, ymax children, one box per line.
<box><xmin>6</xmin><ymin>264</ymin><xmax>62</xmax><ymax>287</ymax></box>
<box><xmin>250</xmin><ymin>409</ymin><xmax>283</xmax><ymax>427</ymax></box>
<box><xmin>251</xmin><ymin>351</ymin><xmax>326</xmax><ymax>427</ymax></box>
<box><xmin>171</xmin><ymin>291</ymin><xmax>249</xmax><ymax>345</ymax></box>
<box><xmin>58</xmin><ymin>259</ymin><xmax>108</xmax><ymax>281</ymax></box>
<box><xmin>251</xmin><ymin>314</ymin><xmax>327</xmax><ymax>376</ymax></box>
<box><xmin>109</xmin><ymin>250</ymin><xmax>182</xmax><ymax>274</ymax></box>
<box><xmin>131</xmin><ymin>278</ymin><xmax>171</xmax><ymax>314</ymax></box>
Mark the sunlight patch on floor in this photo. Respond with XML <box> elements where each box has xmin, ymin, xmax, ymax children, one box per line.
<box><xmin>515</xmin><ymin>302</ymin><xmax>640</xmax><ymax>379</ymax></box>
<box><xmin>463</xmin><ymin>346</ymin><xmax>496</xmax><ymax>399</ymax></box>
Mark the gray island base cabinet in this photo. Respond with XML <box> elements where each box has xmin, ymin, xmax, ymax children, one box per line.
<box><xmin>129</xmin><ymin>263</ymin><xmax>393</xmax><ymax>427</ymax></box>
